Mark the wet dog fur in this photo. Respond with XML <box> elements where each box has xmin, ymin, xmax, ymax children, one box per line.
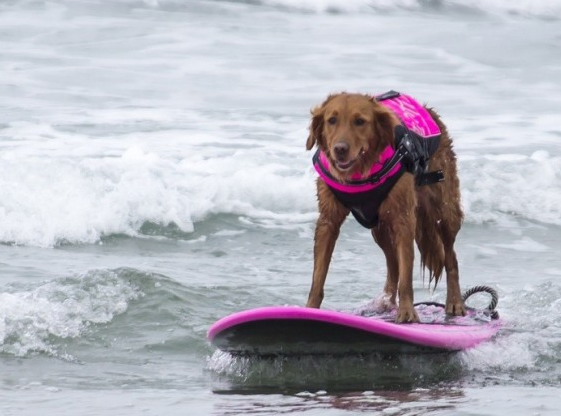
<box><xmin>305</xmin><ymin>93</ymin><xmax>465</xmax><ymax>323</ymax></box>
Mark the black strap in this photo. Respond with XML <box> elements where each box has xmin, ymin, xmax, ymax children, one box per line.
<box><xmin>416</xmin><ymin>170</ymin><xmax>444</xmax><ymax>186</ymax></box>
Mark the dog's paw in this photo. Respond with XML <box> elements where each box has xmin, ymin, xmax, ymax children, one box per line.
<box><xmin>445</xmin><ymin>301</ymin><xmax>466</xmax><ymax>317</ymax></box>
<box><xmin>396</xmin><ymin>305</ymin><xmax>419</xmax><ymax>323</ymax></box>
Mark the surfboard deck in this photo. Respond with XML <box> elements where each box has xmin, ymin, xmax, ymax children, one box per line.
<box><xmin>207</xmin><ymin>305</ymin><xmax>501</xmax><ymax>356</ymax></box>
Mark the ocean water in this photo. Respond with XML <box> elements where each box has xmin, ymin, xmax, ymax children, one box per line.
<box><xmin>1</xmin><ymin>0</ymin><xmax>561</xmax><ymax>414</ymax></box>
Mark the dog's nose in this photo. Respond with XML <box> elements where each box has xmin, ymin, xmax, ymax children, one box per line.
<box><xmin>333</xmin><ymin>142</ymin><xmax>349</xmax><ymax>159</ymax></box>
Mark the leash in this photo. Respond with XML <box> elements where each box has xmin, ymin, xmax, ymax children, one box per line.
<box><xmin>462</xmin><ymin>285</ymin><xmax>500</xmax><ymax>320</ymax></box>
<box><xmin>414</xmin><ymin>285</ymin><xmax>500</xmax><ymax>320</ymax></box>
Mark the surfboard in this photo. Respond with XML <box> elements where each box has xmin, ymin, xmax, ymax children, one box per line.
<box><xmin>207</xmin><ymin>303</ymin><xmax>501</xmax><ymax>356</ymax></box>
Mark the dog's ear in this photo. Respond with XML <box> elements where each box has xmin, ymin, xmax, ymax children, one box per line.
<box><xmin>306</xmin><ymin>106</ymin><xmax>324</xmax><ymax>150</ymax></box>
<box><xmin>307</xmin><ymin>95</ymin><xmax>338</xmax><ymax>150</ymax></box>
<box><xmin>372</xmin><ymin>105</ymin><xmax>399</xmax><ymax>152</ymax></box>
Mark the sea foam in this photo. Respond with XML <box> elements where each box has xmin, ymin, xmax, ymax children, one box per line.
<box><xmin>0</xmin><ymin>269</ymin><xmax>141</xmax><ymax>357</ymax></box>
<box><xmin>2</xmin><ymin>128</ymin><xmax>561</xmax><ymax>247</ymax></box>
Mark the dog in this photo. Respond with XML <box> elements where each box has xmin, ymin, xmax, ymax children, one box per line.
<box><xmin>305</xmin><ymin>91</ymin><xmax>465</xmax><ymax>323</ymax></box>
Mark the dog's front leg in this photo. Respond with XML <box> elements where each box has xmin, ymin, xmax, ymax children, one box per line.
<box><xmin>306</xmin><ymin>215</ymin><xmax>341</xmax><ymax>308</ymax></box>
<box><xmin>307</xmin><ymin>181</ymin><xmax>349</xmax><ymax>308</ymax></box>
<box><xmin>375</xmin><ymin>219</ymin><xmax>418</xmax><ymax>322</ymax></box>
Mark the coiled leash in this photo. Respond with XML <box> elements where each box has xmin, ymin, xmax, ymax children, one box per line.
<box><xmin>414</xmin><ymin>285</ymin><xmax>500</xmax><ymax>320</ymax></box>
<box><xmin>462</xmin><ymin>285</ymin><xmax>500</xmax><ymax>320</ymax></box>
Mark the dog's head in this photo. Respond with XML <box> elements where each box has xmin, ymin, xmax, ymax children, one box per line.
<box><xmin>306</xmin><ymin>93</ymin><xmax>399</xmax><ymax>180</ymax></box>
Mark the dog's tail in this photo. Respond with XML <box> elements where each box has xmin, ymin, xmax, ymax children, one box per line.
<box><xmin>416</xmin><ymin>216</ymin><xmax>445</xmax><ymax>288</ymax></box>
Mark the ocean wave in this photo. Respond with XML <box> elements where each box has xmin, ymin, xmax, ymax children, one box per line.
<box><xmin>0</xmin><ymin>268</ymin><xmax>142</xmax><ymax>357</ymax></box>
<box><xmin>0</xmin><ymin>267</ymin><xmax>224</xmax><ymax>358</ymax></box>
<box><xmin>1</xmin><ymin>143</ymin><xmax>560</xmax><ymax>247</ymax></box>
<box><xmin>11</xmin><ymin>0</ymin><xmax>558</xmax><ymax>20</ymax></box>
<box><xmin>227</xmin><ymin>0</ymin><xmax>561</xmax><ymax>19</ymax></box>
<box><xmin>0</xmin><ymin>266</ymin><xmax>291</xmax><ymax>359</ymax></box>
<box><xmin>461</xmin><ymin>281</ymin><xmax>561</xmax><ymax>386</ymax></box>
<box><xmin>461</xmin><ymin>150</ymin><xmax>561</xmax><ymax>226</ymax></box>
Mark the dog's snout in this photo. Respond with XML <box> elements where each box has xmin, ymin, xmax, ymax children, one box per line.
<box><xmin>333</xmin><ymin>142</ymin><xmax>349</xmax><ymax>159</ymax></box>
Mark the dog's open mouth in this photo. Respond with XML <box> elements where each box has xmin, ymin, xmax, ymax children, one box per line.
<box><xmin>335</xmin><ymin>159</ymin><xmax>357</xmax><ymax>171</ymax></box>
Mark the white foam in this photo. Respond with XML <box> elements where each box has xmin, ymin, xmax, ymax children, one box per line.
<box><xmin>460</xmin><ymin>151</ymin><xmax>561</xmax><ymax>226</ymax></box>
<box><xmin>461</xmin><ymin>282</ymin><xmax>561</xmax><ymax>379</ymax></box>
<box><xmin>0</xmin><ymin>270</ymin><xmax>141</xmax><ymax>357</ymax></box>
<box><xmin>2</xmin><ymin>125</ymin><xmax>561</xmax><ymax>247</ymax></box>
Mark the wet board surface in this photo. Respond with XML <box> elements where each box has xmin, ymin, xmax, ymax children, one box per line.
<box><xmin>207</xmin><ymin>305</ymin><xmax>501</xmax><ymax>356</ymax></box>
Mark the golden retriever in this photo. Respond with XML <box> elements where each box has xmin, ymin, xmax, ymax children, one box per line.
<box><xmin>305</xmin><ymin>92</ymin><xmax>464</xmax><ymax>323</ymax></box>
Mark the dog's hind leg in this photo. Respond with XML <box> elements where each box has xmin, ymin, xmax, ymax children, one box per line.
<box><xmin>439</xmin><ymin>220</ymin><xmax>465</xmax><ymax>316</ymax></box>
<box><xmin>416</xmin><ymin>186</ymin><xmax>464</xmax><ymax>316</ymax></box>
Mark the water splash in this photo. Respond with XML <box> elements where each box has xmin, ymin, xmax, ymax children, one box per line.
<box><xmin>0</xmin><ymin>269</ymin><xmax>142</xmax><ymax>357</ymax></box>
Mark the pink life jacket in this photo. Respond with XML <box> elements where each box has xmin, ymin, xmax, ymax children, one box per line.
<box><xmin>312</xmin><ymin>91</ymin><xmax>443</xmax><ymax>228</ymax></box>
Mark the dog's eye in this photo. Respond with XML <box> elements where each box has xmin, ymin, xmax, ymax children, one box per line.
<box><xmin>354</xmin><ymin>118</ymin><xmax>366</xmax><ymax>126</ymax></box>
<box><xmin>327</xmin><ymin>116</ymin><xmax>337</xmax><ymax>125</ymax></box>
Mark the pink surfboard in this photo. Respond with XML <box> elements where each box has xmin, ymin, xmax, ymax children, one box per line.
<box><xmin>207</xmin><ymin>304</ymin><xmax>501</xmax><ymax>356</ymax></box>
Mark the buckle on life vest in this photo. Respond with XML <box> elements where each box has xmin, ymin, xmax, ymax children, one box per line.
<box><xmin>394</xmin><ymin>126</ymin><xmax>445</xmax><ymax>187</ymax></box>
